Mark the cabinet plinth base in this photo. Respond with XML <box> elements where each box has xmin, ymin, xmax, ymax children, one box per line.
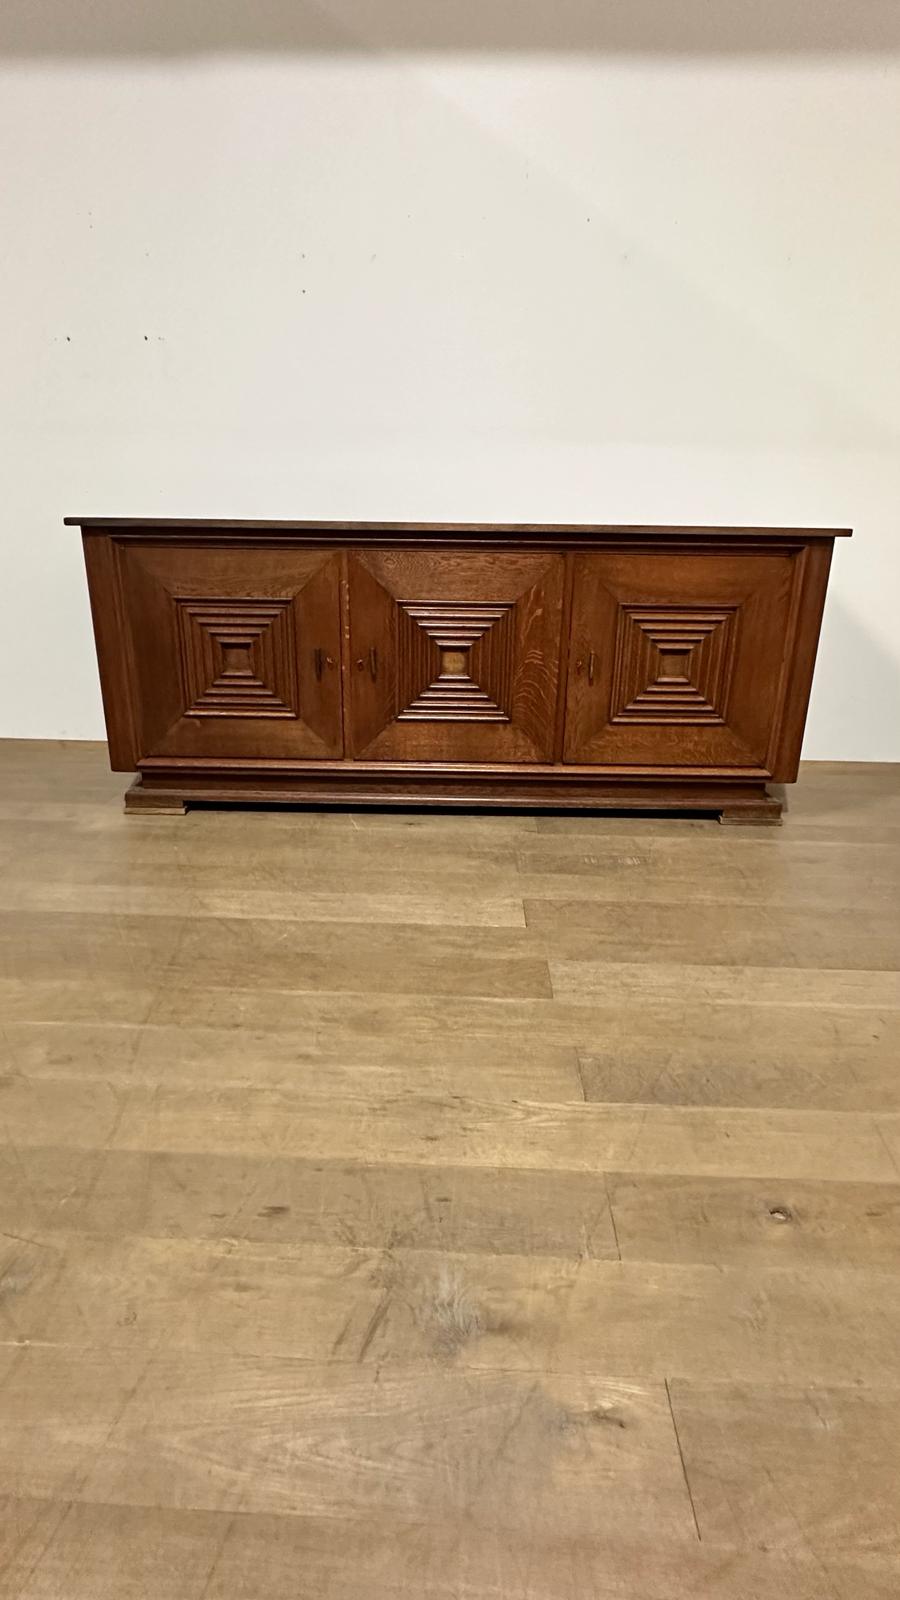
<box><xmin>123</xmin><ymin>784</ymin><xmax>186</xmax><ymax>815</ymax></box>
<box><xmin>124</xmin><ymin>774</ymin><xmax>783</xmax><ymax>823</ymax></box>
<box><xmin>718</xmin><ymin>799</ymin><xmax>784</xmax><ymax>826</ymax></box>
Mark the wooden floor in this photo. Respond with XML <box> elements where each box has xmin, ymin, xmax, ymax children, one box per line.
<box><xmin>1</xmin><ymin>743</ymin><xmax>900</xmax><ymax>1599</ymax></box>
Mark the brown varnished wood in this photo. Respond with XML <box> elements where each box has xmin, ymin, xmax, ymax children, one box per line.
<box><xmin>346</xmin><ymin>548</ymin><xmax>564</xmax><ymax>762</ymax></box>
<box><xmin>114</xmin><ymin>542</ymin><xmax>343</xmax><ymax>763</ymax></box>
<box><xmin>767</xmin><ymin>541</ymin><xmax>835</xmax><ymax>781</ymax></box>
<box><xmin>66</xmin><ymin>516</ymin><xmax>852</xmax><ymax>540</ymax></box>
<box><xmin>71</xmin><ymin>520</ymin><xmax>848</xmax><ymax>818</ymax></box>
<box><xmin>551</xmin><ymin>550</ymin><xmax>577</xmax><ymax>765</ymax></box>
<box><xmin>81</xmin><ymin>533</ymin><xmax>140</xmax><ymax>770</ymax></box>
<box><xmin>123</xmin><ymin>788</ymin><xmax>187</xmax><ymax>814</ymax></box>
<box><xmin>125</xmin><ymin>774</ymin><xmax>781</xmax><ymax>819</ymax></box>
<box><xmin>564</xmin><ymin>548</ymin><xmax>798</xmax><ymax>770</ymax></box>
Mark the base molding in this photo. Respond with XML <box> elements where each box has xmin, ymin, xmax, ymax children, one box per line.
<box><xmin>125</xmin><ymin>773</ymin><xmax>783</xmax><ymax>823</ymax></box>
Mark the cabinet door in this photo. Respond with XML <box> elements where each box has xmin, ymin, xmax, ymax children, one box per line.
<box><xmin>564</xmin><ymin>550</ymin><xmax>796</xmax><ymax>769</ymax></box>
<box><xmin>347</xmin><ymin>550</ymin><xmax>564</xmax><ymax>762</ymax></box>
<box><xmin>116</xmin><ymin>542</ymin><xmax>343</xmax><ymax>761</ymax></box>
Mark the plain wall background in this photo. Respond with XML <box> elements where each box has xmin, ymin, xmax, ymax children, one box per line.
<box><xmin>1</xmin><ymin>1</ymin><xmax>898</xmax><ymax>756</ymax></box>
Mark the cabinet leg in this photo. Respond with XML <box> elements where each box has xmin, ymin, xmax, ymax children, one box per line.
<box><xmin>719</xmin><ymin>798</ymin><xmax>783</xmax><ymax>826</ymax></box>
<box><xmin>124</xmin><ymin>779</ymin><xmax>187</xmax><ymax>815</ymax></box>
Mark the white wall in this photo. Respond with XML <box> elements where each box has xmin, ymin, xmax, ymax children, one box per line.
<box><xmin>2</xmin><ymin>1</ymin><xmax>899</xmax><ymax>756</ymax></box>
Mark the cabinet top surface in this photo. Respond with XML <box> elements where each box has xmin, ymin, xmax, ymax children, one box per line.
<box><xmin>65</xmin><ymin>517</ymin><xmax>851</xmax><ymax>538</ymax></box>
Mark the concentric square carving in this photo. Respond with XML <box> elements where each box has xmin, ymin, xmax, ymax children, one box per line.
<box><xmin>610</xmin><ymin>606</ymin><xmax>738</xmax><ymax>725</ymax></box>
<box><xmin>396</xmin><ymin>602</ymin><xmax>515</xmax><ymax>721</ymax></box>
<box><xmin>176</xmin><ymin>598</ymin><xmax>298</xmax><ymax>718</ymax></box>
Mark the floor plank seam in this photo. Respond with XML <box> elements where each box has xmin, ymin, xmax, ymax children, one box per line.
<box><xmin>601</xmin><ymin>1173</ymin><xmax>622</xmax><ymax>1262</ymax></box>
<box><xmin>874</xmin><ymin>1120</ymin><xmax>900</xmax><ymax>1180</ymax></box>
<box><xmin>665</xmin><ymin>1377</ymin><xmax>703</xmax><ymax>1544</ymax></box>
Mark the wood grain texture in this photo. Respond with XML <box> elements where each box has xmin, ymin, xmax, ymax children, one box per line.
<box><xmin>563</xmin><ymin>548</ymin><xmax>797</xmax><ymax>771</ymax></box>
<box><xmin>0</xmin><ymin>740</ymin><xmax>898</xmax><ymax>1599</ymax></box>
<box><xmin>4</xmin><ymin>1230</ymin><xmax>900</xmax><ymax>1385</ymax></box>
<box><xmin>1</xmin><ymin>1076</ymin><xmax>895</xmax><ymax>1178</ymax></box>
<box><xmin>578</xmin><ymin>1039</ymin><xmax>900</xmax><ymax>1110</ymax></box>
<box><xmin>606</xmin><ymin>1173</ymin><xmax>900</xmax><ymax>1269</ymax></box>
<box><xmin>3</xmin><ymin>1346</ymin><xmax>693</xmax><ymax>1532</ymax></box>
<box><xmin>71</xmin><ymin>520</ymin><xmax>845</xmax><ymax>814</ymax></box>
<box><xmin>2</xmin><ymin>1499</ymin><xmax>895</xmax><ymax>1600</ymax></box>
<box><xmin>0</xmin><ymin>911</ymin><xmax>552</xmax><ymax>1000</ymax></box>
<box><xmin>669</xmin><ymin>1380</ymin><xmax>900</xmax><ymax>1560</ymax></box>
<box><xmin>0</xmin><ymin>1149</ymin><xmax>615</xmax><ymax>1258</ymax></box>
<box><xmin>526</xmin><ymin>897</ymin><xmax>900</xmax><ymax>968</ymax></box>
<box><xmin>345</xmin><ymin>549</ymin><xmax>565</xmax><ymax>763</ymax></box>
<box><xmin>4</xmin><ymin>1504</ymin><xmax>898</xmax><ymax>1600</ymax></box>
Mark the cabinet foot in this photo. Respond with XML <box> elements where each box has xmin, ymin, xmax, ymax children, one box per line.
<box><xmin>718</xmin><ymin>797</ymin><xmax>783</xmax><ymax>826</ymax></box>
<box><xmin>124</xmin><ymin>780</ymin><xmax>187</xmax><ymax>815</ymax></box>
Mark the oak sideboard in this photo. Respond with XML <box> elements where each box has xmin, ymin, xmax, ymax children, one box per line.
<box><xmin>68</xmin><ymin>518</ymin><xmax>850</xmax><ymax>822</ymax></box>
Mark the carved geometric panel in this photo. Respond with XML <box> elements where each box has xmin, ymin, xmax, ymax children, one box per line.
<box><xmin>396</xmin><ymin>602</ymin><xmax>515</xmax><ymax>722</ymax></box>
<box><xmin>176</xmin><ymin>598</ymin><xmax>298</xmax><ymax>719</ymax></box>
<box><xmin>610</xmin><ymin>606</ymin><xmax>739</xmax><ymax>725</ymax></box>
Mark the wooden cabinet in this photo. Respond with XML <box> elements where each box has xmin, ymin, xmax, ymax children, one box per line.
<box><xmin>69</xmin><ymin>519</ymin><xmax>849</xmax><ymax>822</ymax></box>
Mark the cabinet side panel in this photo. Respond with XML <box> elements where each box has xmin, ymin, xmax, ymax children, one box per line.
<box><xmin>81</xmin><ymin>532</ymin><xmax>139</xmax><ymax>771</ymax></box>
<box><xmin>768</xmin><ymin>541</ymin><xmax>835</xmax><ymax>781</ymax></box>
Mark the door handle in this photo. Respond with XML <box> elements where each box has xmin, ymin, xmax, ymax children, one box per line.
<box><xmin>355</xmin><ymin>648</ymin><xmax>378</xmax><ymax>680</ymax></box>
<box><xmin>588</xmin><ymin>650</ymin><xmax>596</xmax><ymax>686</ymax></box>
<box><xmin>314</xmin><ymin>647</ymin><xmax>323</xmax><ymax>681</ymax></box>
<box><xmin>574</xmin><ymin>651</ymin><xmax>596</xmax><ymax>684</ymax></box>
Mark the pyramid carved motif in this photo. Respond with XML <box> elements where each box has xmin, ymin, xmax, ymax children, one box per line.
<box><xmin>610</xmin><ymin>606</ymin><xmax>738</xmax><ymax>725</ymax></box>
<box><xmin>176</xmin><ymin>597</ymin><xmax>298</xmax><ymax>718</ymax></box>
<box><xmin>396</xmin><ymin>601</ymin><xmax>515</xmax><ymax>722</ymax></box>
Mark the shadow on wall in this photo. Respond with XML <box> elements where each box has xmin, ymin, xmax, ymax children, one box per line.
<box><xmin>807</xmin><ymin>595</ymin><xmax>900</xmax><ymax>763</ymax></box>
<box><xmin>3</xmin><ymin>0</ymin><xmax>900</xmax><ymax>56</ymax></box>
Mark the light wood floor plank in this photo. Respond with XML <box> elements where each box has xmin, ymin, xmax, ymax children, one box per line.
<box><xmin>3</xmin><ymin>1233</ymin><xmax>900</xmax><ymax>1385</ymax></box>
<box><xmin>2</xmin><ymin>1075</ymin><xmax>896</xmax><ymax>1180</ymax></box>
<box><xmin>1</xmin><ymin>1020</ymin><xmax>581</xmax><ymax>1102</ymax></box>
<box><xmin>4</xmin><ymin>976</ymin><xmax>897</xmax><ymax>1061</ymax></box>
<box><xmin>0</xmin><ymin>1148</ymin><xmax>614</xmax><ymax>1258</ymax></box>
<box><xmin>0</xmin><ymin>1347</ymin><xmax>694</xmax><ymax>1537</ymax></box>
<box><xmin>527</xmin><ymin>899</ymin><xmax>900</xmax><ymax>969</ymax></box>
<box><xmin>549</xmin><ymin>959</ymin><xmax>900</xmax><ymax>1009</ymax></box>
<box><xmin>3</xmin><ymin>1498</ymin><xmax>897</xmax><ymax>1600</ymax></box>
<box><xmin>0</xmin><ymin>880</ymin><xmax>528</xmax><ymax>929</ymax></box>
<box><xmin>670</xmin><ymin>1378</ymin><xmax>900</xmax><ymax>1562</ymax></box>
<box><xmin>0</xmin><ymin>912</ymin><xmax>551</xmax><ymax>1000</ymax></box>
<box><xmin>606</xmin><ymin>1172</ymin><xmax>900</xmax><ymax>1270</ymax></box>
<box><xmin>577</xmin><ymin>1039</ymin><xmax>900</xmax><ymax>1110</ymax></box>
<box><xmin>519</xmin><ymin>861</ymin><xmax>900</xmax><ymax>910</ymax></box>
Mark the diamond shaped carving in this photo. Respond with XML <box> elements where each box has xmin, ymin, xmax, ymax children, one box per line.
<box><xmin>610</xmin><ymin>606</ymin><xmax>738</xmax><ymax>725</ymax></box>
<box><xmin>396</xmin><ymin>602</ymin><xmax>514</xmax><ymax>722</ymax></box>
<box><xmin>176</xmin><ymin>598</ymin><xmax>298</xmax><ymax>718</ymax></box>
